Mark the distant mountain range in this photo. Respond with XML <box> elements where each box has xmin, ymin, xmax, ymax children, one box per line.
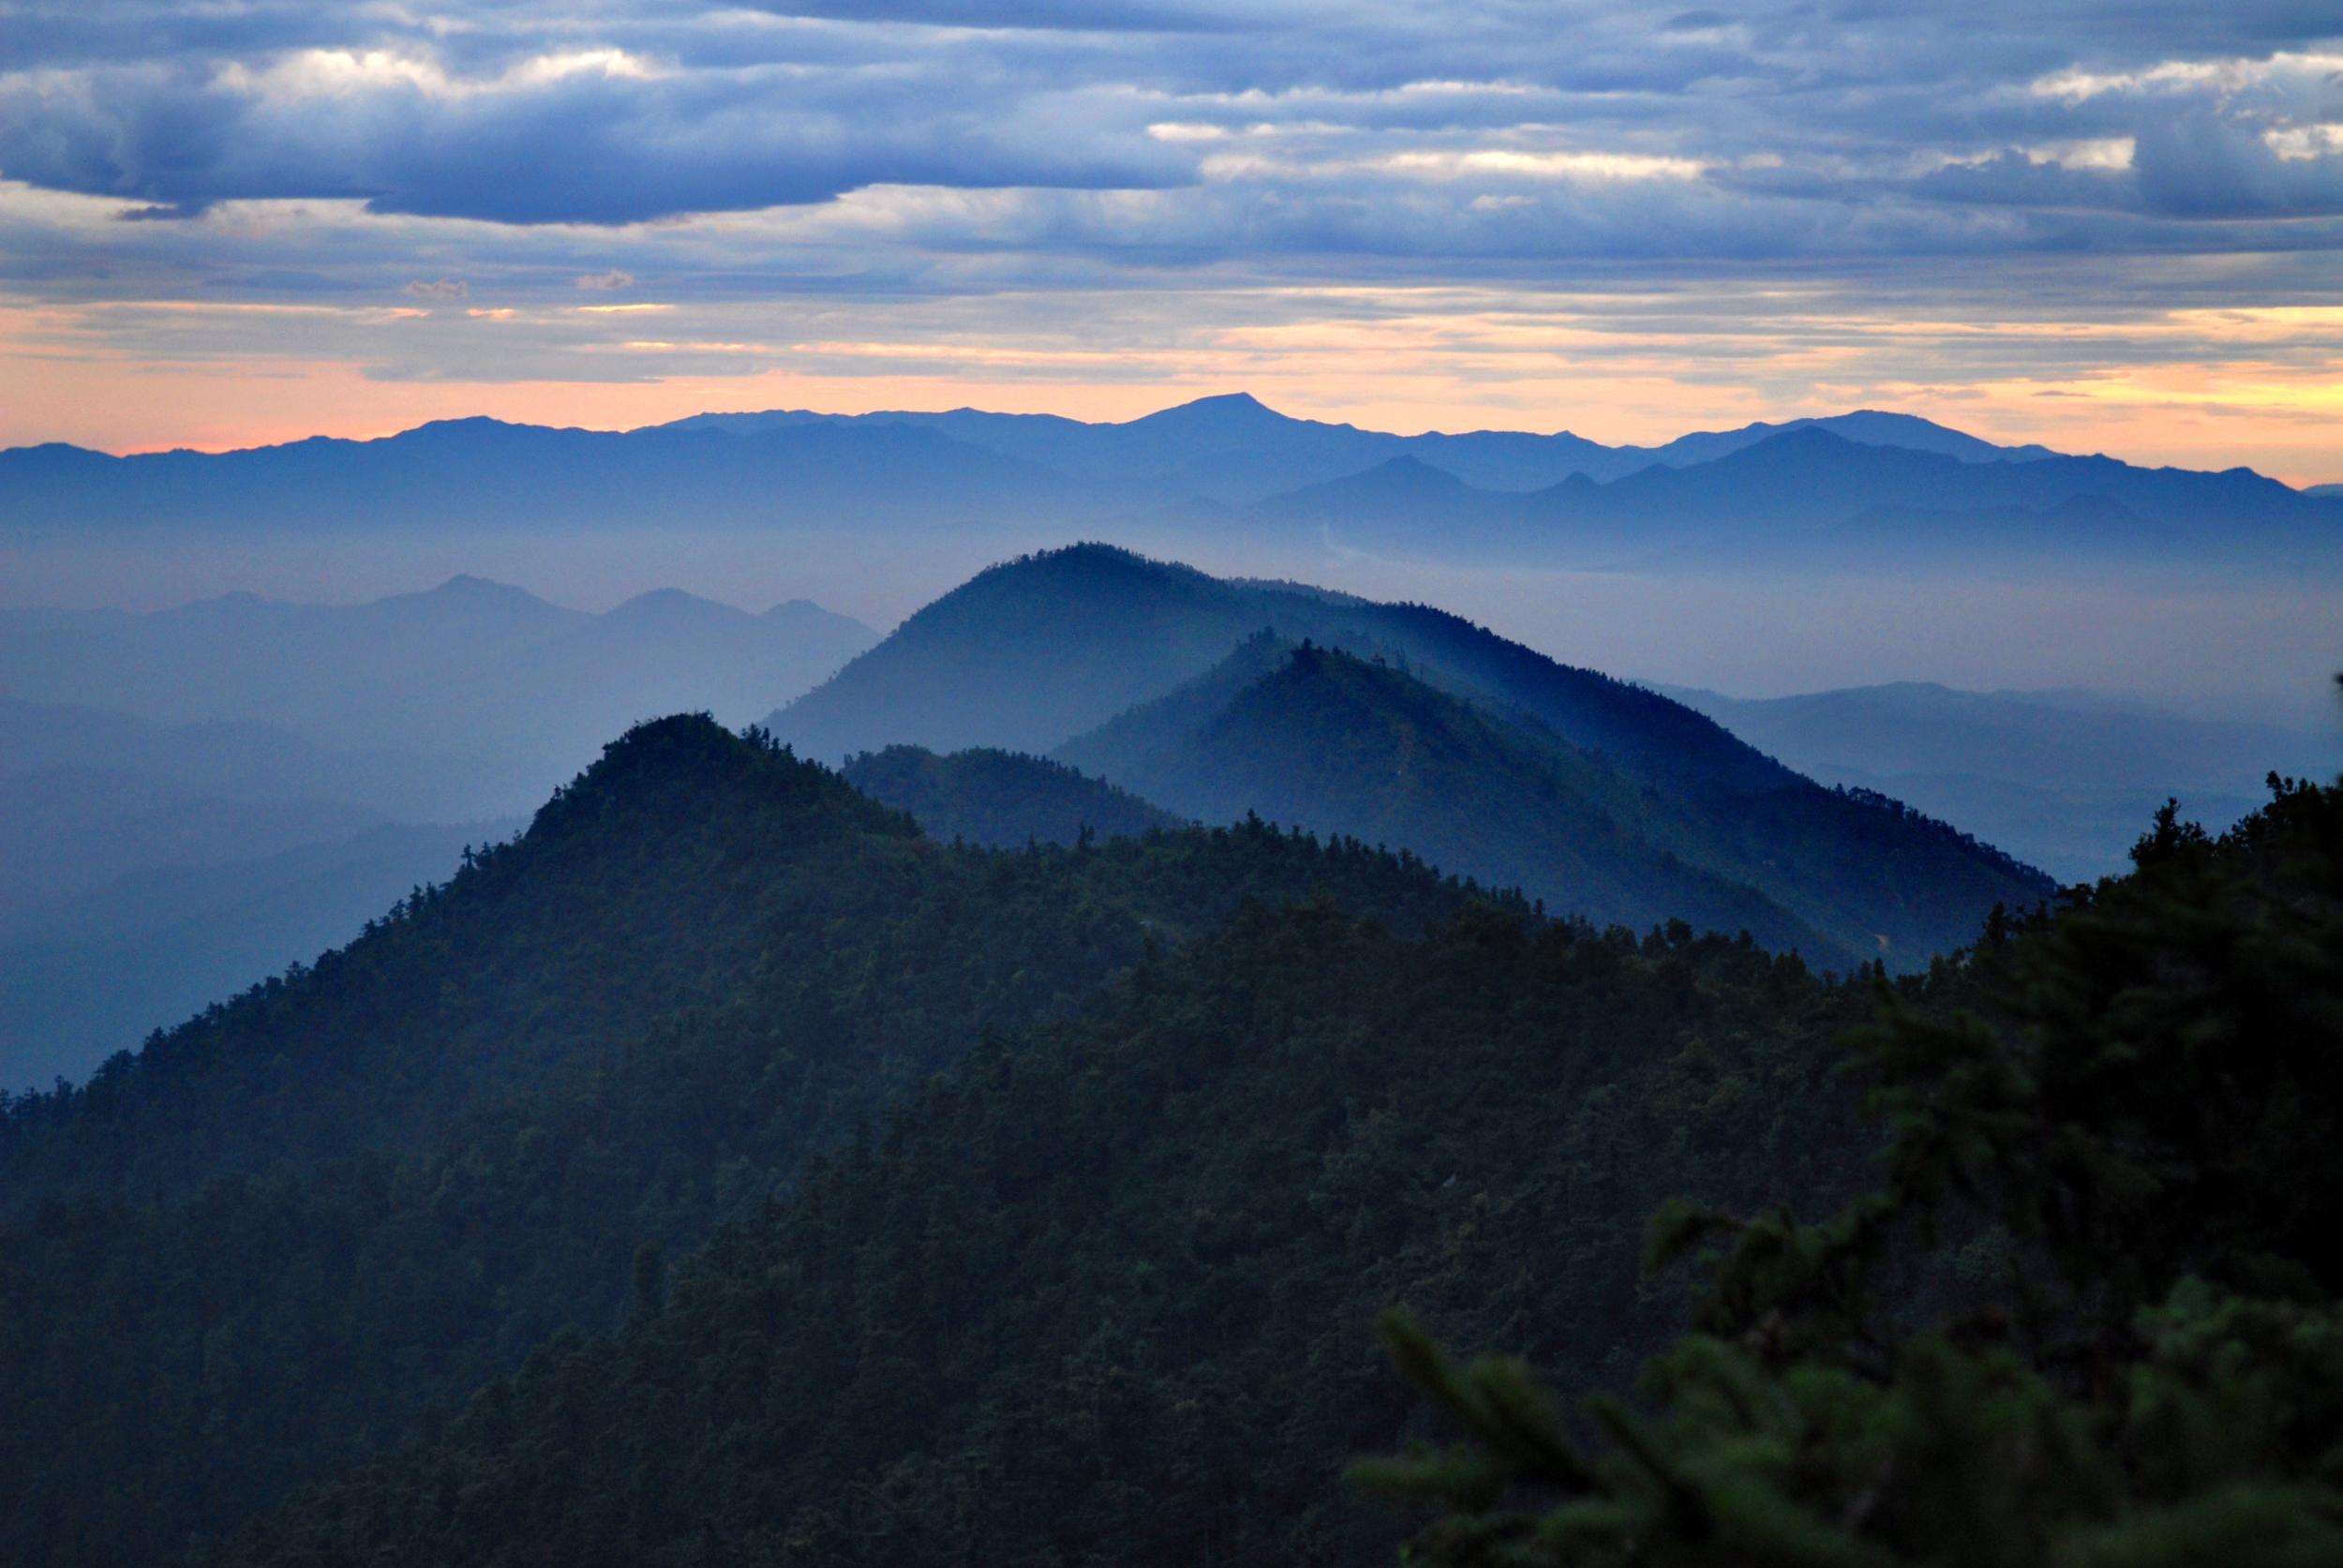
<box><xmin>1262</xmin><ymin>424</ymin><xmax>2335</xmax><ymax>572</ymax></box>
<box><xmin>1</xmin><ymin>576</ymin><xmax>875</xmax><ymax>811</ymax></box>
<box><xmin>8</xmin><ymin>542</ymin><xmax>2322</xmax><ymax>1091</ymax></box>
<box><xmin>770</xmin><ymin>545</ymin><xmax>2050</xmax><ymax>965</ymax></box>
<box><xmin>0</xmin><ymin>584</ymin><xmax>874</xmax><ymax>1086</ymax></box>
<box><xmin>7</xmin><ymin>395</ymin><xmax>2335</xmax><ymax>576</ymax></box>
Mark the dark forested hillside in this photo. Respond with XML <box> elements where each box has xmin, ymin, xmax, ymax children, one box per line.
<box><xmin>3</xmin><ymin>695</ymin><xmax>2319</xmax><ymax>1568</ymax></box>
<box><xmin>841</xmin><ymin>745</ymin><xmax>1182</xmax><ymax>848</ymax></box>
<box><xmin>220</xmin><ymin>901</ymin><xmax>1886</xmax><ymax>1568</ymax></box>
<box><xmin>1365</xmin><ymin>775</ymin><xmax>2343</xmax><ymax>1566</ymax></box>
<box><xmin>777</xmin><ymin>546</ymin><xmax>2052</xmax><ymax>964</ymax></box>
<box><xmin>0</xmin><ymin>716</ymin><xmax>1503</xmax><ymax>1565</ymax></box>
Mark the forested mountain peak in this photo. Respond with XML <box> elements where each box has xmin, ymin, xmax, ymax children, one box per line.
<box><xmin>201</xmin><ymin>817</ymin><xmax>1887</xmax><ymax>1568</ymax></box>
<box><xmin>0</xmin><ymin>705</ymin><xmax>1557</xmax><ymax>1562</ymax></box>
<box><xmin>924</xmin><ymin>541</ymin><xmax>1226</xmax><ymax>614</ymax></box>
<box><xmin>774</xmin><ymin>548</ymin><xmax>2049</xmax><ymax>963</ymax></box>
<box><xmin>531</xmin><ymin>713</ymin><xmax>906</xmax><ymax>840</ymax></box>
<box><xmin>773</xmin><ymin>545</ymin><xmax>1266</xmax><ymax>758</ymax></box>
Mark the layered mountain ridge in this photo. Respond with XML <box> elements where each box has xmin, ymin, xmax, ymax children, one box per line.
<box><xmin>0</xmin><ymin>714</ymin><xmax>1520</xmax><ymax>1564</ymax></box>
<box><xmin>8</xmin><ymin>396</ymin><xmax>2333</xmax><ymax>576</ymax></box>
<box><xmin>771</xmin><ymin>545</ymin><xmax>2051</xmax><ymax>966</ymax></box>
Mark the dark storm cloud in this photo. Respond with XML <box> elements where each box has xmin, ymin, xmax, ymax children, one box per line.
<box><xmin>0</xmin><ymin>0</ymin><xmax>2338</xmax><ymax>375</ymax></box>
<box><xmin>1</xmin><ymin>1</ymin><xmax>2336</xmax><ymax>236</ymax></box>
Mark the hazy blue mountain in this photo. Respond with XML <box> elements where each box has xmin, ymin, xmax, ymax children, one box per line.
<box><xmin>1256</xmin><ymin>456</ymin><xmax>1533</xmax><ymax>560</ymax></box>
<box><xmin>11</xmin><ymin>398</ymin><xmax>2331</xmax><ymax>588</ymax></box>
<box><xmin>1560</xmin><ymin>426</ymin><xmax>2308</xmax><ymax>530</ymax></box>
<box><xmin>0</xmin><ymin>575</ymin><xmax>588</xmax><ymax>754</ymax></box>
<box><xmin>1636</xmin><ymin>409</ymin><xmax>2061</xmax><ymax>469</ymax></box>
<box><xmin>1260</xmin><ymin>425</ymin><xmax>2343</xmax><ymax>572</ymax></box>
<box><xmin>0</xmin><ymin>769</ymin><xmax>387</xmax><ymax>927</ymax></box>
<box><xmin>0</xmin><ymin>577</ymin><xmax>876</xmax><ymax>813</ymax></box>
<box><xmin>0</xmin><ymin>696</ymin><xmax>515</xmax><ymax>1084</ymax></box>
<box><xmin>0</xmin><ymin>585</ymin><xmax>873</xmax><ymax>1083</ymax></box>
<box><xmin>841</xmin><ymin>746</ymin><xmax>1182</xmax><ymax>848</ymax></box>
<box><xmin>672</xmin><ymin>393</ymin><xmax>1421</xmax><ymax>504</ymax></box>
<box><xmin>2306</xmin><ymin>482</ymin><xmax>2343</xmax><ymax>500</ymax></box>
<box><xmin>1059</xmin><ymin>639</ymin><xmax>1842</xmax><ymax>961</ymax></box>
<box><xmin>773</xmin><ymin>545</ymin><xmax>2050</xmax><ymax>963</ymax></box>
<box><xmin>1664</xmin><ymin>680</ymin><xmax>2340</xmax><ymax>883</ymax></box>
<box><xmin>0</xmin><ymin>697</ymin><xmax>449</xmax><ymax>818</ymax></box>
<box><xmin>0</xmin><ymin>418</ymin><xmax>1103</xmax><ymax>537</ymax></box>
<box><xmin>667</xmin><ymin>396</ymin><xmax>2063</xmax><ymax>497</ymax></box>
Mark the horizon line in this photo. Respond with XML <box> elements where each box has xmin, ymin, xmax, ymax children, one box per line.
<box><xmin>6</xmin><ymin>391</ymin><xmax>2147</xmax><ymax>470</ymax></box>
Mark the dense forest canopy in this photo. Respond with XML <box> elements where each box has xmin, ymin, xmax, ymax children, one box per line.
<box><xmin>2</xmin><ymin>666</ymin><xmax>2330</xmax><ymax>1566</ymax></box>
<box><xmin>1366</xmin><ymin>774</ymin><xmax>2343</xmax><ymax>1566</ymax></box>
<box><xmin>839</xmin><ymin>745</ymin><xmax>1181</xmax><ymax>849</ymax></box>
<box><xmin>0</xmin><ymin>715</ymin><xmax>1520</xmax><ymax>1563</ymax></box>
<box><xmin>216</xmin><ymin>889</ymin><xmax>1888</xmax><ymax>1567</ymax></box>
<box><xmin>193</xmin><ymin>773</ymin><xmax>2343</xmax><ymax>1568</ymax></box>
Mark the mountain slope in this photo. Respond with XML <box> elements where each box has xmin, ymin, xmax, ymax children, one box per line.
<box><xmin>216</xmin><ymin>895</ymin><xmax>1887</xmax><ymax>1568</ymax></box>
<box><xmin>772</xmin><ymin>546</ymin><xmax>2052</xmax><ymax>963</ymax></box>
<box><xmin>1061</xmin><ymin>640</ymin><xmax>1841</xmax><ymax>961</ymax></box>
<box><xmin>771</xmin><ymin>547</ymin><xmax>1277</xmax><ymax>758</ymax></box>
<box><xmin>0</xmin><ymin>819</ymin><xmax>505</xmax><ymax>1091</ymax></box>
<box><xmin>842</xmin><ymin>746</ymin><xmax>1183</xmax><ymax>848</ymax></box>
<box><xmin>0</xmin><ymin>716</ymin><xmax>1515</xmax><ymax>1565</ymax></box>
<box><xmin>1639</xmin><ymin>409</ymin><xmax>2059</xmax><ymax>468</ymax></box>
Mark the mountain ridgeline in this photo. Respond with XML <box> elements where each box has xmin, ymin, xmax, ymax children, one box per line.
<box><xmin>7</xmin><ymin>396</ymin><xmax>2336</xmax><ymax>578</ymax></box>
<box><xmin>0</xmin><ymin>580</ymin><xmax>880</xmax><ymax>1087</ymax></box>
<box><xmin>203</xmin><ymin>770</ymin><xmax>2343</xmax><ymax>1568</ymax></box>
<box><xmin>1061</xmin><ymin>637</ymin><xmax>1833</xmax><ymax>956</ymax></box>
<box><xmin>775</xmin><ymin>545</ymin><xmax>2051</xmax><ymax>966</ymax></box>
<box><xmin>0</xmin><ymin>716</ymin><xmax>1516</xmax><ymax>1564</ymax></box>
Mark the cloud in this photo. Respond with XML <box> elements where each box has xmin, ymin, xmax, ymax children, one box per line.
<box><xmin>2134</xmin><ymin>112</ymin><xmax>2343</xmax><ymax>217</ymax></box>
<box><xmin>0</xmin><ymin>49</ymin><xmax>1201</xmax><ymax>224</ymax></box>
<box><xmin>3</xmin><ymin>0</ymin><xmax>2342</xmax><ymax>473</ymax></box>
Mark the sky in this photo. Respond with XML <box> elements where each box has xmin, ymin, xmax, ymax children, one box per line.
<box><xmin>2</xmin><ymin>2</ymin><xmax>2339</xmax><ymax>481</ymax></box>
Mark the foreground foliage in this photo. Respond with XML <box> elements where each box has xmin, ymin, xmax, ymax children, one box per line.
<box><xmin>1364</xmin><ymin>776</ymin><xmax>2343</xmax><ymax>1566</ymax></box>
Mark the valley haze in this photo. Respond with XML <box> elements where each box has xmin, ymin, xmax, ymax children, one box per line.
<box><xmin>7</xmin><ymin>393</ymin><xmax>2337</xmax><ymax>724</ymax></box>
